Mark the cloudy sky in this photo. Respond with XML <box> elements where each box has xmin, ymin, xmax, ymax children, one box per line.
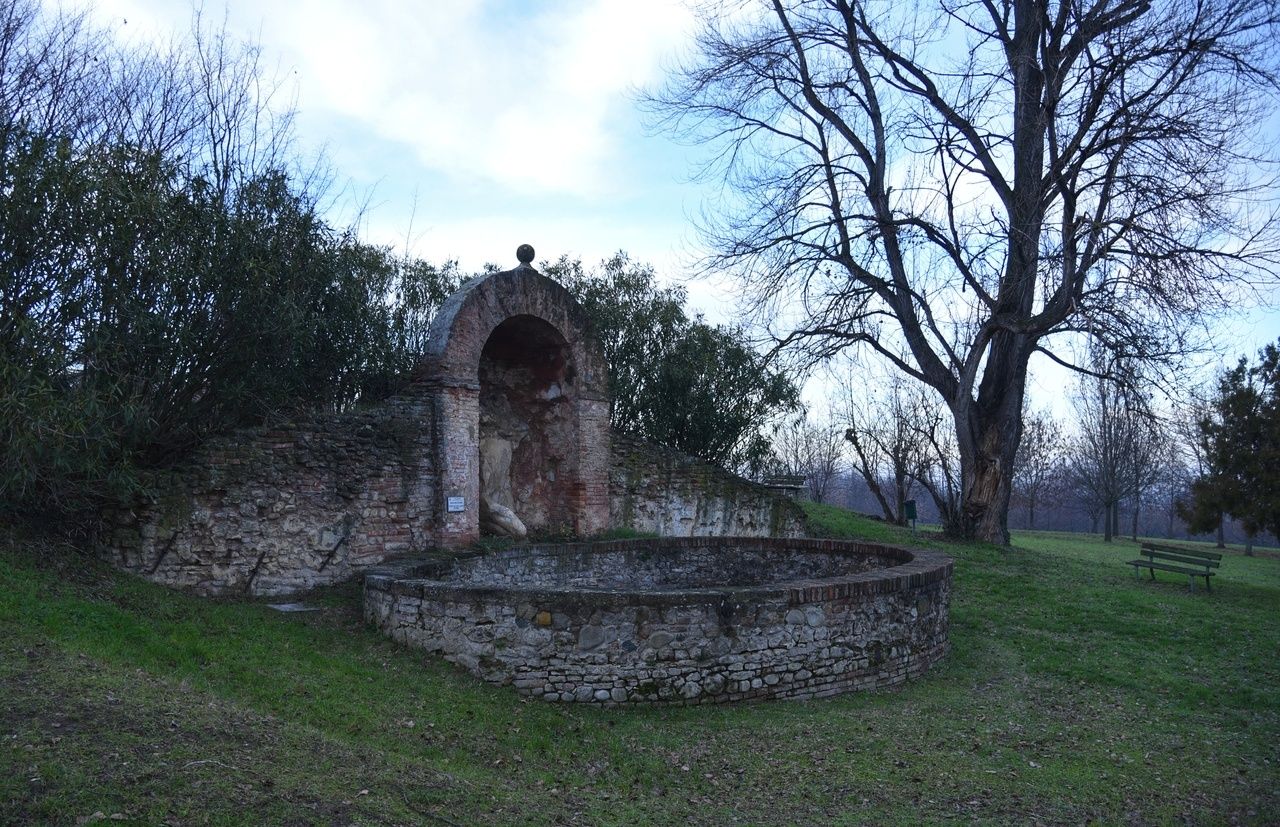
<box><xmin>85</xmin><ymin>0</ymin><xmax>704</xmax><ymax>278</ymax></box>
<box><xmin>71</xmin><ymin>0</ymin><xmax>1280</xmax><ymax>407</ymax></box>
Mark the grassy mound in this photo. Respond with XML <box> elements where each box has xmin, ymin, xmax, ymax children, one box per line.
<box><xmin>1</xmin><ymin>512</ymin><xmax>1277</xmax><ymax>825</ymax></box>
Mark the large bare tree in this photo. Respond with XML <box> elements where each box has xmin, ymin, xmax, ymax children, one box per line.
<box><xmin>645</xmin><ymin>0</ymin><xmax>1280</xmax><ymax>542</ymax></box>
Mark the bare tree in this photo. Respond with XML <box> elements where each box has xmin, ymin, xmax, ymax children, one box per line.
<box><xmin>0</xmin><ymin>1</ymin><xmax>295</xmax><ymax>174</ymax></box>
<box><xmin>1067</xmin><ymin>367</ymin><xmax>1165</xmax><ymax>542</ymax></box>
<box><xmin>1151</xmin><ymin>466</ymin><xmax>1188</xmax><ymax>539</ymax></box>
<box><xmin>1122</xmin><ymin>412</ymin><xmax>1169</xmax><ymax>541</ymax></box>
<box><xmin>645</xmin><ymin>0</ymin><xmax>1280</xmax><ymax>543</ymax></box>
<box><xmin>0</xmin><ymin>1</ymin><xmax>104</xmax><ymax>143</ymax></box>
<box><xmin>770</xmin><ymin>414</ymin><xmax>844</xmax><ymax>502</ymax></box>
<box><xmin>840</xmin><ymin>368</ymin><xmax>961</xmax><ymax>526</ymax></box>
<box><xmin>911</xmin><ymin>396</ymin><xmax>963</xmax><ymax>530</ymax></box>
<box><xmin>1012</xmin><ymin>407</ymin><xmax>1064</xmax><ymax>530</ymax></box>
<box><xmin>1069</xmin><ymin>375</ymin><xmax>1128</xmax><ymax>541</ymax></box>
<box><xmin>841</xmin><ymin>372</ymin><xmax>927</xmax><ymax>524</ymax></box>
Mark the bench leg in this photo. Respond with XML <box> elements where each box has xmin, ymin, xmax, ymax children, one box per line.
<box><xmin>1188</xmin><ymin>574</ymin><xmax>1194</xmax><ymax>592</ymax></box>
<box><xmin>1205</xmin><ymin>575</ymin><xmax>1212</xmax><ymax>593</ymax></box>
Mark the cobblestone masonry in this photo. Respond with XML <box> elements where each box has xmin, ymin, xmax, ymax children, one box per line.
<box><xmin>610</xmin><ymin>432</ymin><xmax>806</xmax><ymax>538</ymax></box>
<box><xmin>364</xmin><ymin>537</ymin><xmax>952</xmax><ymax>704</ymax></box>
<box><xmin>100</xmin><ymin>423</ymin><xmax>810</xmax><ymax>597</ymax></box>
<box><xmin>99</xmin><ymin>390</ymin><xmax>439</xmax><ymax>596</ymax></box>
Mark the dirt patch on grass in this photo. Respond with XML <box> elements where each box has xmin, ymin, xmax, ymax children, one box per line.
<box><xmin>0</xmin><ymin>645</ymin><xmax>459</xmax><ymax>826</ymax></box>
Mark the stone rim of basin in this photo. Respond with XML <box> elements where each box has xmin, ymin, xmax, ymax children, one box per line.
<box><xmin>363</xmin><ymin>536</ymin><xmax>952</xmax><ymax>602</ymax></box>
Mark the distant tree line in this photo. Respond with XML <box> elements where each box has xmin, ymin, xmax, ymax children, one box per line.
<box><xmin>780</xmin><ymin>345</ymin><xmax>1280</xmax><ymax>550</ymax></box>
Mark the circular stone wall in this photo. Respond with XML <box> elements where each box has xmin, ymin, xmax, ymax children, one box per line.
<box><xmin>363</xmin><ymin>537</ymin><xmax>952</xmax><ymax>705</ymax></box>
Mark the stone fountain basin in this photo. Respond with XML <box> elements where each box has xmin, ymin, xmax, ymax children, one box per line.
<box><xmin>363</xmin><ymin>536</ymin><xmax>952</xmax><ymax>705</ymax></box>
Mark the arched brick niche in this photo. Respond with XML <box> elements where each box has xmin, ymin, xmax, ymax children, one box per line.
<box><xmin>421</xmin><ymin>261</ymin><xmax>610</xmax><ymax>545</ymax></box>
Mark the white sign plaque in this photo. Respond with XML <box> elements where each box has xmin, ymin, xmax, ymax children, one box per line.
<box><xmin>446</xmin><ymin>496</ymin><xmax>465</xmax><ymax>513</ymax></box>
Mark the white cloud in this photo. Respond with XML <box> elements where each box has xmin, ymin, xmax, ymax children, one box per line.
<box><xmin>72</xmin><ymin>0</ymin><xmax>696</xmax><ymax>197</ymax></box>
<box><xmin>256</xmin><ymin>0</ymin><xmax>695</xmax><ymax>198</ymax></box>
<box><xmin>67</xmin><ymin>0</ymin><xmax>758</xmax><ymax>323</ymax></box>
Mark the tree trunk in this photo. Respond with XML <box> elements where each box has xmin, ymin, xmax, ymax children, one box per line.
<box><xmin>1216</xmin><ymin>512</ymin><xmax>1225</xmax><ymax>549</ymax></box>
<box><xmin>954</xmin><ymin>418</ymin><xmax>1018</xmax><ymax>544</ymax></box>
<box><xmin>945</xmin><ymin>1</ymin><xmax>1046</xmax><ymax>547</ymax></box>
<box><xmin>1131</xmin><ymin>498</ymin><xmax>1139</xmax><ymax>542</ymax></box>
<box><xmin>953</xmin><ymin>349</ymin><xmax>1029</xmax><ymax>546</ymax></box>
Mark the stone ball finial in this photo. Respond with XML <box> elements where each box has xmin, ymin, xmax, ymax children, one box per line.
<box><xmin>516</xmin><ymin>244</ymin><xmax>535</xmax><ymax>265</ymax></box>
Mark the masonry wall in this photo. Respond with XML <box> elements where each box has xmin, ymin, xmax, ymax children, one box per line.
<box><xmin>364</xmin><ymin>538</ymin><xmax>953</xmax><ymax>705</ymax></box>
<box><xmin>99</xmin><ymin>411</ymin><xmax>806</xmax><ymax>596</ymax></box>
<box><xmin>99</xmin><ymin>390</ymin><xmax>439</xmax><ymax>597</ymax></box>
<box><xmin>608</xmin><ymin>432</ymin><xmax>807</xmax><ymax>538</ymax></box>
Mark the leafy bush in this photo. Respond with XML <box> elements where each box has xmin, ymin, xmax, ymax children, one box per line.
<box><xmin>0</xmin><ymin>4</ymin><xmax>457</xmax><ymax>521</ymax></box>
<box><xmin>545</xmin><ymin>253</ymin><xmax>799</xmax><ymax>473</ymax></box>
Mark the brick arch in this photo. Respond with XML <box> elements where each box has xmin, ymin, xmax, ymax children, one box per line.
<box><xmin>421</xmin><ymin>264</ymin><xmax>610</xmax><ymax>544</ymax></box>
<box><xmin>423</xmin><ymin>267</ymin><xmax>609</xmax><ymax>396</ymax></box>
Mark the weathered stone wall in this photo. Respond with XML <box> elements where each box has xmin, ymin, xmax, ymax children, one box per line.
<box><xmin>438</xmin><ymin>543</ymin><xmax>896</xmax><ymax>589</ymax></box>
<box><xmin>609</xmin><ymin>432</ymin><xmax>806</xmax><ymax>538</ymax></box>
<box><xmin>99</xmin><ymin>390</ymin><xmax>438</xmax><ymax>596</ymax></box>
<box><xmin>98</xmin><ymin>417</ymin><xmax>803</xmax><ymax>596</ymax></box>
<box><xmin>364</xmin><ymin>537</ymin><xmax>952</xmax><ymax>705</ymax></box>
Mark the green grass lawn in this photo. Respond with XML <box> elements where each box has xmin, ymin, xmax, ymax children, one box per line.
<box><xmin>2</xmin><ymin>509</ymin><xmax>1277</xmax><ymax>826</ymax></box>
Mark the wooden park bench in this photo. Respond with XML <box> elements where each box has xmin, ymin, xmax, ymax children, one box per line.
<box><xmin>1127</xmin><ymin>542</ymin><xmax>1223</xmax><ymax>592</ymax></box>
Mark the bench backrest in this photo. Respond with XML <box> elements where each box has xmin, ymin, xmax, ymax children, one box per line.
<box><xmin>1140</xmin><ymin>543</ymin><xmax>1221</xmax><ymax>569</ymax></box>
<box><xmin>1142</xmin><ymin>542</ymin><xmax>1223</xmax><ymax>561</ymax></box>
